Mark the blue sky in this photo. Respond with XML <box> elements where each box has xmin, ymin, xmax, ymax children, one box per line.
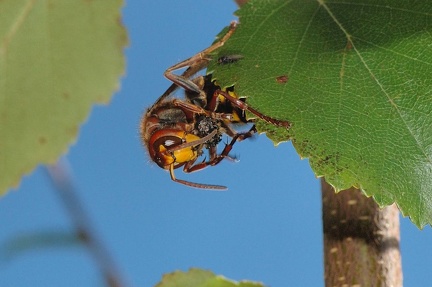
<box><xmin>1</xmin><ymin>1</ymin><xmax>431</xmax><ymax>286</ymax></box>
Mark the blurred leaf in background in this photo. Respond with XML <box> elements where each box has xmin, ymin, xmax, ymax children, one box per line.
<box><xmin>0</xmin><ymin>0</ymin><xmax>127</xmax><ymax>194</ymax></box>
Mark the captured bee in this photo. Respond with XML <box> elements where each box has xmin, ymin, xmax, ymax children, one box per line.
<box><xmin>140</xmin><ymin>22</ymin><xmax>291</xmax><ymax>190</ymax></box>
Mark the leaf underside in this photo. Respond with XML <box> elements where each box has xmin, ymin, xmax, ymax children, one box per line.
<box><xmin>155</xmin><ymin>268</ymin><xmax>264</xmax><ymax>287</ymax></box>
<box><xmin>209</xmin><ymin>0</ymin><xmax>432</xmax><ymax>227</ymax></box>
<box><xmin>0</xmin><ymin>0</ymin><xmax>127</xmax><ymax>194</ymax></box>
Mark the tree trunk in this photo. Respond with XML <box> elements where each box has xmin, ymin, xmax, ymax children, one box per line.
<box><xmin>321</xmin><ymin>179</ymin><xmax>402</xmax><ymax>287</ymax></box>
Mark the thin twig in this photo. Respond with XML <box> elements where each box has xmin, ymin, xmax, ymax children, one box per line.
<box><xmin>46</xmin><ymin>160</ymin><xmax>128</xmax><ymax>287</ymax></box>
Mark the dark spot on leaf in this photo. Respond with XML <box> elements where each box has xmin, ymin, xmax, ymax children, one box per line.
<box><xmin>345</xmin><ymin>40</ymin><xmax>353</xmax><ymax>51</ymax></box>
<box><xmin>38</xmin><ymin>137</ymin><xmax>47</xmax><ymax>145</ymax></box>
<box><xmin>68</xmin><ymin>125</ymin><xmax>78</xmax><ymax>136</ymax></box>
<box><xmin>276</xmin><ymin>75</ymin><xmax>288</xmax><ymax>84</ymax></box>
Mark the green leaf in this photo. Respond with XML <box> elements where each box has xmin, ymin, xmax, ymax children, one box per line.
<box><xmin>155</xmin><ymin>268</ymin><xmax>264</xmax><ymax>287</ymax></box>
<box><xmin>0</xmin><ymin>230</ymin><xmax>80</xmax><ymax>261</ymax></box>
<box><xmin>0</xmin><ymin>0</ymin><xmax>127</xmax><ymax>194</ymax></box>
<box><xmin>209</xmin><ymin>0</ymin><xmax>432</xmax><ymax>227</ymax></box>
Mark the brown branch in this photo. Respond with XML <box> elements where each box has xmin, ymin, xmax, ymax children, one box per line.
<box><xmin>235</xmin><ymin>0</ymin><xmax>248</xmax><ymax>7</ymax></box>
<box><xmin>47</xmin><ymin>161</ymin><xmax>128</xmax><ymax>287</ymax></box>
<box><xmin>321</xmin><ymin>179</ymin><xmax>402</xmax><ymax>286</ymax></box>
